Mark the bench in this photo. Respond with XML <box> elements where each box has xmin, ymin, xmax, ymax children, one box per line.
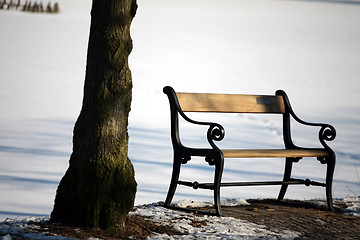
<box><xmin>163</xmin><ymin>86</ymin><xmax>336</xmax><ymax>216</ymax></box>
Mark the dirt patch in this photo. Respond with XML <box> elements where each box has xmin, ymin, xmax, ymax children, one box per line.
<box><xmin>31</xmin><ymin>214</ymin><xmax>181</xmax><ymax>240</ymax></box>
<box><xmin>221</xmin><ymin>199</ymin><xmax>360</xmax><ymax>239</ymax></box>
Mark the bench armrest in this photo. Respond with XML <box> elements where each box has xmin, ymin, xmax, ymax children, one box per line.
<box><xmin>183</xmin><ymin>111</ymin><xmax>225</xmax><ymax>150</ymax></box>
<box><xmin>276</xmin><ymin>90</ymin><xmax>336</xmax><ymax>151</ymax></box>
<box><xmin>164</xmin><ymin>86</ymin><xmax>225</xmax><ymax>151</ymax></box>
<box><xmin>180</xmin><ymin>108</ymin><xmax>225</xmax><ymax>140</ymax></box>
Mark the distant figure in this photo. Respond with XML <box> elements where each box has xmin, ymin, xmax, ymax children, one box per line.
<box><xmin>26</xmin><ymin>1</ymin><xmax>31</xmax><ymax>11</ymax></box>
<box><xmin>0</xmin><ymin>0</ymin><xmax>5</xmax><ymax>9</ymax></box>
<box><xmin>1</xmin><ymin>0</ymin><xmax>59</xmax><ymax>13</ymax></box>
<box><xmin>46</xmin><ymin>2</ymin><xmax>51</xmax><ymax>12</ymax></box>
<box><xmin>7</xmin><ymin>0</ymin><xmax>12</xmax><ymax>9</ymax></box>
<box><xmin>31</xmin><ymin>2</ymin><xmax>36</xmax><ymax>12</ymax></box>
<box><xmin>22</xmin><ymin>1</ymin><xmax>27</xmax><ymax>11</ymax></box>
<box><xmin>53</xmin><ymin>2</ymin><xmax>58</xmax><ymax>13</ymax></box>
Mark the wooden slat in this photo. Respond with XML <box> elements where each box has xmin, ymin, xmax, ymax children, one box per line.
<box><xmin>176</xmin><ymin>92</ymin><xmax>285</xmax><ymax>113</ymax></box>
<box><xmin>221</xmin><ymin>149</ymin><xmax>329</xmax><ymax>158</ymax></box>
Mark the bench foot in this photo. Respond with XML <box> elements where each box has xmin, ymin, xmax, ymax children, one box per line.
<box><xmin>213</xmin><ymin>157</ymin><xmax>224</xmax><ymax>216</ymax></box>
<box><xmin>164</xmin><ymin>157</ymin><xmax>181</xmax><ymax>206</ymax></box>
<box><xmin>164</xmin><ymin>154</ymin><xmax>224</xmax><ymax>216</ymax></box>
<box><xmin>277</xmin><ymin>156</ymin><xmax>336</xmax><ymax>212</ymax></box>
<box><xmin>325</xmin><ymin>154</ymin><xmax>336</xmax><ymax>212</ymax></box>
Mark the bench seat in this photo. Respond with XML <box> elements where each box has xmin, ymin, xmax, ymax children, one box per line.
<box><xmin>221</xmin><ymin>149</ymin><xmax>329</xmax><ymax>158</ymax></box>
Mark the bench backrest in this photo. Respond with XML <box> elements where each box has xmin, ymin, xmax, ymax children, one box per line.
<box><xmin>176</xmin><ymin>92</ymin><xmax>286</xmax><ymax>114</ymax></box>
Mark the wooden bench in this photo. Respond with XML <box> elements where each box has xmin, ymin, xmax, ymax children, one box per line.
<box><xmin>163</xmin><ymin>86</ymin><xmax>336</xmax><ymax>216</ymax></box>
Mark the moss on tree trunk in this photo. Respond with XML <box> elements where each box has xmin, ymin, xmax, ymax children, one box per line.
<box><xmin>50</xmin><ymin>0</ymin><xmax>138</xmax><ymax>232</ymax></box>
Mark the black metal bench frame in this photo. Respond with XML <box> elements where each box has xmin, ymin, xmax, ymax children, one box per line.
<box><xmin>163</xmin><ymin>86</ymin><xmax>336</xmax><ymax>216</ymax></box>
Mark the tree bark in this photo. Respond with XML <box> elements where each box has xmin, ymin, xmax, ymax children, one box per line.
<box><xmin>50</xmin><ymin>0</ymin><xmax>138</xmax><ymax>232</ymax></box>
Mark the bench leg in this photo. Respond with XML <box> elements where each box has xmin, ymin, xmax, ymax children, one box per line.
<box><xmin>164</xmin><ymin>156</ymin><xmax>181</xmax><ymax>206</ymax></box>
<box><xmin>277</xmin><ymin>157</ymin><xmax>293</xmax><ymax>201</ymax></box>
<box><xmin>325</xmin><ymin>154</ymin><xmax>336</xmax><ymax>212</ymax></box>
<box><xmin>214</xmin><ymin>156</ymin><xmax>224</xmax><ymax>216</ymax></box>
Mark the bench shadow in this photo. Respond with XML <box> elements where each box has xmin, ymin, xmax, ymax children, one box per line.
<box><xmin>0</xmin><ymin>145</ymin><xmax>69</xmax><ymax>157</ymax></box>
<box><xmin>0</xmin><ymin>210</ymin><xmax>46</xmax><ymax>218</ymax></box>
<box><xmin>0</xmin><ymin>175</ymin><xmax>59</xmax><ymax>185</ymax></box>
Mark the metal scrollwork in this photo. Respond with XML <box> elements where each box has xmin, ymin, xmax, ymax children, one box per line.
<box><xmin>207</xmin><ymin>124</ymin><xmax>225</xmax><ymax>142</ymax></box>
<box><xmin>319</xmin><ymin>125</ymin><xmax>336</xmax><ymax>141</ymax></box>
<box><xmin>180</xmin><ymin>155</ymin><xmax>191</xmax><ymax>164</ymax></box>
<box><xmin>317</xmin><ymin>157</ymin><xmax>328</xmax><ymax>164</ymax></box>
<box><xmin>319</xmin><ymin>125</ymin><xmax>336</xmax><ymax>148</ymax></box>
<box><xmin>205</xmin><ymin>156</ymin><xmax>216</xmax><ymax>166</ymax></box>
<box><xmin>205</xmin><ymin>124</ymin><xmax>224</xmax><ymax>166</ymax></box>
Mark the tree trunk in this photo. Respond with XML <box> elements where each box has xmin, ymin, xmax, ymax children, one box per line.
<box><xmin>50</xmin><ymin>0</ymin><xmax>138</xmax><ymax>232</ymax></box>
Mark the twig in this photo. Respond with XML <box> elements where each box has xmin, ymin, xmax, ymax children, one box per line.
<box><xmin>1</xmin><ymin>216</ymin><xmax>19</xmax><ymax>236</ymax></box>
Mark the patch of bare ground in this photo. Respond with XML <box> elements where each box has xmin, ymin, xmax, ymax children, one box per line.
<box><xmin>221</xmin><ymin>199</ymin><xmax>360</xmax><ymax>240</ymax></box>
<box><xmin>31</xmin><ymin>214</ymin><xmax>182</xmax><ymax>240</ymax></box>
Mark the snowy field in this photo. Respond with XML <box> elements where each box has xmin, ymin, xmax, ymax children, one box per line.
<box><xmin>1</xmin><ymin>0</ymin><xmax>360</xmax><ymax>225</ymax></box>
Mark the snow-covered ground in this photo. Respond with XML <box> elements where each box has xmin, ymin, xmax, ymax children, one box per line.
<box><xmin>0</xmin><ymin>198</ymin><xmax>359</xmax><ymax>240</ymax></box>
<box><xmin>0</xmin><ymin>0</ymin><xmax>360</xmax><ymax>234</ymax></box>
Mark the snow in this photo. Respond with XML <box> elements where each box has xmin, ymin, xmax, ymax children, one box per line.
<box><xmin>0</xmin><ymin>216</ymin><xmax>74</xmax><ymax>240</ymax></box>
<box><xmin>131</xmin><ymin>202</ymin><xmax>301</xmax><ymax>240</ymax></box>
<box><xmin>1</xmin><ymin>0</ymin><xmax>360</xmax><ymax>238</ymax></box>
<box><xmin>336</xmin><ymin>196</ymin><xmax>360</xmax><ymax>217</ymax></box>
<box><xmin>171</xmin><ymin>198</ymin><xmax>250</xmax><ymax>209</ymax></box>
